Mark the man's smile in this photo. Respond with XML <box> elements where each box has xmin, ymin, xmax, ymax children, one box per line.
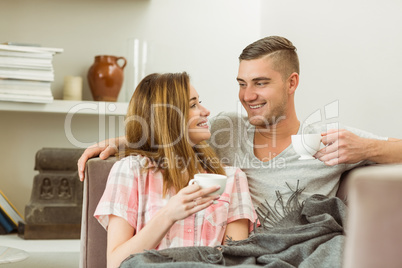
<box><xmin>248</xmin><ymin>103</ymin><xmax>266</xmax><ymax>110</ymax></box>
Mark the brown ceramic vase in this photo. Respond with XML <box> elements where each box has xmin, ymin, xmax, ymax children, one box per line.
<box><xmin>87</xmin><ymin>55</ymin><xmax>127</xmax><ymax>102</ymax></box>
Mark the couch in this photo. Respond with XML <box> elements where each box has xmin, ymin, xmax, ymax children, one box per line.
<box><xmin>79</xmin><ymin>157</ymin><xmax>402</xmax><ymax>268</ymax></box>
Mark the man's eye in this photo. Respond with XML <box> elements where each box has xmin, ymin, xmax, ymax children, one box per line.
<box><xmin>257</xmin><ymin>82</ymin><xmax>267</xmax><ymax>86</ymax></box>
<box><xmin>238</xmin><ymin>83</ymin><xmax>246</xmax><ymax>87</ymax></box>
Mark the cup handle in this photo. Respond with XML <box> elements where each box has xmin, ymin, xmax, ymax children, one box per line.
<box><xmin>188</xmin><ymin>179</ymin><xmax>197</xmax><ymax>185</ymax></box>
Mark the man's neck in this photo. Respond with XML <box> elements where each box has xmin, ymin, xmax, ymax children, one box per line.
<box><xmin>255</xmin><ymin>116</ymin><xmax>300</xmax><ymax>140</ymax></box>
<box><xmin>253</xmin><ymin>116</ymin><xmax>300</xmax><ymax>162</ymax></box>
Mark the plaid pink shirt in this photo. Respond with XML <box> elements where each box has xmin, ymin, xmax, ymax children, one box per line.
<box><xmin>94</xmin><ymin>155</ymin><xmax>258</xmax><ymax>249</ymax></box>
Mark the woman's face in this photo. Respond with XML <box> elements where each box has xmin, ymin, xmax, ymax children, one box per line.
<box><xmin>187</xmin><ymin>85</ymin><xmax>211</xmax><ymax>145</ymax></box>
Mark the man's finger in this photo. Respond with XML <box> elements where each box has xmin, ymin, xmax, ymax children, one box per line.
<box><xmin>324</xmin><ymin>158</ymin><xmax>339</xmax><ymax>166</ymax></box>
<box><xmin>322</xmin><ymin>132</ymin><xmax>340</xmax><ymax>145</ymax></box>
<box><xmin>99</xmin><ymin>145</ymin><xmax>117</xmax><ymax>160</ymax></box>
<box><xmin>324</xmin><ymin>142</ymin><xmax>339</xmax><ymax>154</ymax></box>
<box><xmin>317</xmin><ymin>150</ymin><xmax>339</xmax><ymax>163</ymax></box>
<box><xmin>77</xmin><ymin>147</ymin><xmax>103</xmax><ymax>181</ymax></box>
<box><xmin>78</xmin><ymin>156</ymin><xmax>87</xmax><ymax>181</ymax></box>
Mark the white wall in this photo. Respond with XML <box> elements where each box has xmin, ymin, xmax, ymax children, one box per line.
<box><xmin>261</xmin><ymin>0</ymin><xmax>402</xmax><ymax>138</ymax></box>
<box><xmin>0</xmin><ymin>0</ymin><xmax>261</xmax><ymax>213</ymax></box>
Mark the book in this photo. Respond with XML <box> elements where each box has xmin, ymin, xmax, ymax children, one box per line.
<box><xmin>0</xmin><ymin>78</ymin><xmax>51</xmax><ymax>88</ymax></box>
<box><xmin>0</xmin><ymin>220</ymin><xmax>6</xmax><ymax>234</ymax></box>
<box><xmin>0</xmin><ymin>93</ymin><xmax>53</xmax><ymax>103</ymax></box>
<box><xmin>0</xmin><ymin>50</ymin><xmax>53</xmax><ymax>59</ymax></box>
<box><xmin>0</xmin><ymin>44</ymin><xmax>63</xmax><ymax>54</ymax></box>
<box><xmin>0</xmin><ymin>190</ymin><xmax>24</xmax><ymax>227</ymax></box>
<box><xmin>0</xmin><ymin>209</ymin><xmax>15</xmax><ymax>233</ymax></box>
<box><xmin>1</xmin><ymin>41</ymin><xmax>41</xmax><ymax>47</ymax></box>
<box><xmin>0</xmin><ymin>67</ymin><xmax>54</xmax><ymax>81</ymax></box>
<box><xmin>0</xmin><ymin>88</ymin><xmax>52</xmax><ymax>97</ymax></box>
<box><xmin>0</xmin><ymin>79</ymin><xmax>52</xmax><ymax>101</ymax></box>
<box><xmin>0</xmin><ymin>43</ymin><xmax>63</xmax><ymax>103</ymax></box>
<box><xmin>0</xmin><ymin>56</ymin><xmax>53</xmax><ymax>69</ymax></box>
<box><xmin>0</xmin><ymin>79</ymin><xmax>51</xmax><ymax>92</ymax></box>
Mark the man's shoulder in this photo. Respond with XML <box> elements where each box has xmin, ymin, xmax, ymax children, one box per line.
<box><xmin>303</xmin><ymin>122</ymin><xmax>387</xmax><ymax>140</ymax></box>
<box><xmin>210</xmin><ymin>112</ymin><xmax>249</xmax><ymax>128</ymax></box>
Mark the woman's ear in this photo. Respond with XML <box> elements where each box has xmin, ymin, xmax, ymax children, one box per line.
<box><xmin>287</xmin><ymin>72</ymin><xmax>299</xmax><ymax>95</ymax></box>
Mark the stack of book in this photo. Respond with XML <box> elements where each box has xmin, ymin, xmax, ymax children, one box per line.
<box><xmin>0</xmin><ymin>190</ymin><xmax>24</xmax><ymax>234</ymax></box>
<box><xmin>0</xmin><ymin>43</ymin><xmax>63</xmax><ymax>103</ymax></box>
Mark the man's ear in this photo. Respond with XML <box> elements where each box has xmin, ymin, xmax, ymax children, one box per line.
<box><xmin>287</xmin><ymin>72</ymin><xmax>299</xmax><ymax>95</ymax></box>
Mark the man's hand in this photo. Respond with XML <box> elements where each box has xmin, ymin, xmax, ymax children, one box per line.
<box><xmin>77</xmin><ymin>136</ymin><xmax>126</xmax><ymax>181</ymax></box>
<box><xmin>314</xmin><ymin>129</ymin><xmax>370</xmax><ymax>166</ymax></box>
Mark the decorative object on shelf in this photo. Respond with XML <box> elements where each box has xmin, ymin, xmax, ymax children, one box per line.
<box><xmin>125</xmin><ymin>38</ymin><xmax>152</xmax><ymax>101</ymax></box>
<box><xmin>63</xmin><ymin>75</ymin><xmax>82</xmax><ymax>101</ymax></box>
<box><xmin>87</xmin><ymin>55</ymin><xmax>127</xmax><ymax>102</ymax></box>
<box><xmin>19</xmin><ymin>148</ymin><xmax>84</xmax><ymax>239</ymax></box>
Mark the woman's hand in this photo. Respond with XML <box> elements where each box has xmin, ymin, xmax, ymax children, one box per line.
<box><xmin>106</xmin><ymin>182</ymin><xmax>222</xmax><ymax>267</ymax></box>
<box><xmin>162</xmin><ymin>183</ymin><xmax>221</xmax><ymax>224</ymax></box>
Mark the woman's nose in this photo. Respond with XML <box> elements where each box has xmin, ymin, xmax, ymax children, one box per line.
<box><xmin>200</xmin><ymin>104</ymin><xmax>210</xmax><ymax>117</ymax></box>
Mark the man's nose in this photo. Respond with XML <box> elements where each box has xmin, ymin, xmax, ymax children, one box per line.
<box><xmin>243</xmin><ymin>86</ymin><xmax>258</xmax><ymax>102</ymax></box>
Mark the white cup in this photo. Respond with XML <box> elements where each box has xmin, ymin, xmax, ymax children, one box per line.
<box><xmin>188</xmin><ymin>173</ymin><xmax>227</xmax><ymax>196</ymax></box>
<box><xmin>291</xmin><ymin>133</ymin><xmax>322</xmax><ymax>160</ymax></box>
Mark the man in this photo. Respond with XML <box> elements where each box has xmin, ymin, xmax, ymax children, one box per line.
<box><xmin>78</xmin><ymin>36</ymin><xmax>402</xmax><ymax>222</ymax></box>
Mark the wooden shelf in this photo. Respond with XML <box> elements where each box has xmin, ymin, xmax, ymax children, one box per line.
<box><xmin>0</xmin><ymin>100</ymin><xmax>128</xmax><ymax>116</ymax></box>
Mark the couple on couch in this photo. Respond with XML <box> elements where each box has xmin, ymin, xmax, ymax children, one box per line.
<box><xmin>78</xmin><ymin>36</ymin><xmax>402</xmax><ymax>268</ymax></box>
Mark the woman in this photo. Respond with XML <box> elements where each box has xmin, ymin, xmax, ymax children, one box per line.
<box><xmin>94</xmin><ymin>72</ymin><xmax>257</xmax><ymax>268</ymax></box>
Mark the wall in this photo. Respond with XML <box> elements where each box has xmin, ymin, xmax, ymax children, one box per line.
<box><xmin>4</xmin><ymin>0</ymin><xmax>400</xmax><ymax>216</ymax></box>
<box><xmin>0</xmin><ymin>0</ymin><xmax>261</xmax><ymax>214</ymax></box>
<box><xmin>261</xmin><ymin>0</ymin><xmax>402</xmax><ymax>138</ymax></box>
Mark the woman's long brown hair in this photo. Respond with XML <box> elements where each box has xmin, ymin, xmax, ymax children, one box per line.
<box><xmin>120</xmin><ymin>72</ymin><xmax>225</xmax><ymax>196</ymax></box>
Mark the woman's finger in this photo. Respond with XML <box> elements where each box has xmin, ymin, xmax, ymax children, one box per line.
<box><xmin>185</xmin><ymin>185</ymin><xmax>221</xmax><ymax>201</ymax></box>
<box><xmin>188</xmin><ymin>199</ymin><xmax>215</xmax><ymax>214</ymax></box>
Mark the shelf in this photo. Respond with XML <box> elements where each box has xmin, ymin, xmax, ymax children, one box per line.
<box><xmin>0</xmin><ymin>233</ymin><xmax>79</xmax><ymax>253</ymax></box>
<box><xmin>0</xmin><ymin>100</ymin><xmax>128</xmax><ymax>116</ymax></box>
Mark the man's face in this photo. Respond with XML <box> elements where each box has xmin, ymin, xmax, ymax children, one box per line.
<box><xmin>237</xmin><ymin>57</ymin><xmax>288</xmax><ymax>127</ymax></box>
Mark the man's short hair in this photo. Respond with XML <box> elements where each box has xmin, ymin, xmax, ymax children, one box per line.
<box><xmin>239</xmin><ymin>36</ymin><xmax>300</xmax><ymax>80</ymax></box>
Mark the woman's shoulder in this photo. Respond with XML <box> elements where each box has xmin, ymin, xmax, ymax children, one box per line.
<box><xmin>107</xmin><ymin>155</ymin><xmax>160</xmax><ymax>187</ymax></box>
<box><xmin>109</xmin><ymin>155</ymin><xmax>153</xmax><ymax>176</ymax></box>
<box><xmin>221</xmin><ymin>166</ymin><xmax>251</xmax><ymax>196</ymax></box>
<box><xmin>114</xmin><ymin>155</ymin><xmax>156</xmax><ymax>168</ymax></box>
<box><xmin>119</xmin><ymin>154</ymin><xmax>146</xmax><ymax>165</ymax></box>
